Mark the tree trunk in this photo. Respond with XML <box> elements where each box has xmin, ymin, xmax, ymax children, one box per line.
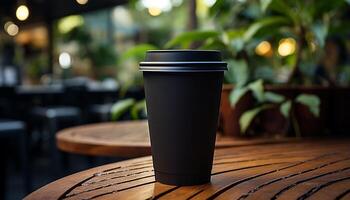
<box><xmin>188</xmin><ymin>0</ymin><xmax>198</xmax><ymax>31</ymax></box>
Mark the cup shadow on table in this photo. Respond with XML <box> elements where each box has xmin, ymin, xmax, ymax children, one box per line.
<box><xmin>151</xmin><ymin>182</ymin><xmax>212</xmax><ymax>198</ymax></box>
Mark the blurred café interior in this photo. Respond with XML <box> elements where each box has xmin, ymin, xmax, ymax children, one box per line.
<box><xmin>1</xmin><ymin>0</ymin><xmax>350</xmax><ymax>199</ymax></box>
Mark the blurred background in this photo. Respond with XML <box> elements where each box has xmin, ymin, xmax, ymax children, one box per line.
<box><xmin>1</xmin><ymin>0</ymin><xmax>350</xmax><ymax>199</ymax></box>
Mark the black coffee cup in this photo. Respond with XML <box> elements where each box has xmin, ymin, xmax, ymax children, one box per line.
<box><xmin>140</xmin><ymin>50</ymin><xmax>227</xmax><ymax>186</ymax></box>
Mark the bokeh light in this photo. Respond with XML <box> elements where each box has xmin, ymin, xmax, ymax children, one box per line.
<box><xmin>4</xmin><ymin>21</ymin><xmax>19</xmax><ymax>36</ymax></box>
<box><xmin>76</xmin><ymin>0</ymin><xmax>88</xmax><ymax>5</ymax></box>
<box><xmin>141</xmin><ymin>0</ymin><xmax>172</xmax><ymax>16</ymax></box>
<box><xmin>16</xmin><ymin>5</ymin><xmax>30</xmax><ymax>21</ymax></box>
<box><xmin>59</xmin><ymin>52</ymin><xmax>72</xmax><ymax>69</ymax></box>
<box><xmin>203</xmin><ymin>0</ymin><xmax>217</xmax><ymax>6</ymax></box>
<box><xmin>148</xmin><ymin>7</ymin><xmax>162</xmax><ymax>16</ymax></box>
<box><xmin>58</xmin><ymin>15</ymin><xmax>84</xmax><ymax>34</ymax></box>
<box><xmin>278</xmin><ymin>38</ymin><xmax>296</xmax><ymax>57</ymax></box>
<box><xmin>255</xmin><ymin>41</ymin><xmax>272</xmax><ymax>57</ymax></box>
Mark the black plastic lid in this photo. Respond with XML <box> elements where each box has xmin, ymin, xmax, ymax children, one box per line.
<box><xmin>139</xmin><ymin>50</ymin><xmax>227</xmax><ymax>72</ymax></box>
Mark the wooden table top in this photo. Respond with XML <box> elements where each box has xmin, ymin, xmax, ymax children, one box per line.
<box><xmin>56</xmin><ymin>120</ymin><xmax>296</xmax><ymax>157</ymax></box>
<box><xmin>27</xmin><ymin>138</ymin><xmax>350</xmax><ymax>200</ymax></box>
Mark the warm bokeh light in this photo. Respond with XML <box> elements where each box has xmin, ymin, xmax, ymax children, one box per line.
<box><xmin>203</xmin><ymin>0</ymin><xmax>217</xmax><ymax>6</ymax></box>
<box><xmin>15</xmin><ymin>26</ymin><xmax>48</xmax><ymax>48</ymax></box>
<box><xmin>310</xmin><ymin>42</ymin><xmax>316</xmax><ymax>52</ymax></box>
<box><xmin>4</xmin><ymin>21</ymin><xmax>13</xmax><ymax>31</ymax></box>
<box><xmin>141</xmin><ymin>0</ymin><xmax>172</xmax><ymax>16</ymax></box>
<box><xmin>76</xmin><ymin>0</ymin><xmax>88</xmax><ymax>5</ymax></box>
<box><xmin>255</xmin><ymin>41</ymin><xmax>272</xmax><ymax>57</ymax></box>
<box><xmin>16</xmin><ymin>5</ymin><xmax>30</xmax><ymax>21</ymax></box>
<box><xmin>148</xmin><ymin>7</ymin><xmax>162</xmax><ymax>16</ymax></box>
<box><xmin>58</xmin><ymin>15</ymin><xmax>84</xmax><ymax>34</ymax></box>
<box><xmin>278</xmin><ymin>38</ymin><xmax>296</xmax><ymax>57</ymax></box>
<box><xmin>59</xmin><ymin>52</ymin><xmax>72</xmax><ymax>69</ymax></box>
<box><xmin>5</xmin><ymin>22</ymin><xmax>19</xmax><ymax>36</ymax></box>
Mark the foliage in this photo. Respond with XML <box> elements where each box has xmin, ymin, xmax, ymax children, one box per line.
<box><xmin>239</xmin><ymin>104</ymin><xmax>272</xmax><ymax>133</ymax></box>
<box><xmin>225</xmin><ymin>59</ymin><xmax>249</xmax><ymax>87</ymax></box>
<box><xmin>231</xmin><ymin>79</ymin><xmax>320</xmax><ymax>136</ymax></box>
<box><xmin>117</xmin><ymin>44</ymin><xmax>158</xmax><ymax>96</ymax></box>
<box><xmin>61</xmin><ymin>26</ymin><xmax>118</xmax><ymax>70</ymax></box>
<box><xmin>110</xmin><ymin>98</ymin><xmax>135</xmax><ymax>121</ymax></box>
<box><xmin>110</xmin><ymin>98</ymin><xmax>147</xmax><ymax>121</ymax></box>
<box><xmin>295</xmin><ymin>94</ymin><xmax>320</xmax><ymax>116</ymax></box>
<box><xmin>165</xmin><ymin>0</ymin><xmax>349</xmax><ymax>85</ymax></box>
<box><xmin>119</xmin><ymin>44</ymin><xmax>158</xmax><ymax>63</ymax></box>
<box><xmin>27</xmin><ymin>54</ymin><xmax>49</xmax><ymax>80</ymax></box>
<box><xmin>165</xmin><ymin>31</ymin><xmax>219</xmax><ymax>49</ymax></box>
<box><xmin>131</xmin><ymin>99</ymin><xmax>147</xmax><ymax>120</ymax></box>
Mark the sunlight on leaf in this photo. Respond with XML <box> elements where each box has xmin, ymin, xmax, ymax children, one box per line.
<box><xmin>110</xmin><ymin>98</ymin><xmax>135</xmax><ymax>121</ymax></box>
<box><xmin>295</xmin><ymin>94</ymin><xmax>321</xmax><ymax>117</ymax></box>
<box><xmin>280</xmin><ymin>100</ymin><xmax>291</xmax><ymax>118</ymax></box>
<box><xmin>229</xmin><ymin>87</ymin><xmax>249</xmax><ymax>107</ymax></box>
<box><xmin>264</xmin><ymin>91</ymin><xmax>285</xmax><ymax>103</ymax></box>
<box><xmin>131</xmin><ymin>99</ymin><xmax>147</xmax><ymax>120</ymax></box>
<box><xmin>240</xmin><ymin>105</ymin><xmax>271</xmax><ymax>134</ymax></box>
<box><xmin>311</xmin><ymin>23</ymin><xmax>328</xmax><ymax>48</ymax></box>
<box><xmin>248</xmin><ymin>79</ymin><xmax>264</xmax><ymax>103</ymax></box>
<box><xmin>225</xmin><ymin>59</ymin><xmax>249</xmax><ymax>86</ymax></box>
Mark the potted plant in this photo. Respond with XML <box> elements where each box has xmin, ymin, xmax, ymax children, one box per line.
<box><xmin>230</xmin><ymin>79</ymin><xmax>320</xmax><ymax>137</ymax></box>
<box><xmin>165</xmin><ymin>0</ymin><xmax>349</xmax><ymax>137</ymax></box>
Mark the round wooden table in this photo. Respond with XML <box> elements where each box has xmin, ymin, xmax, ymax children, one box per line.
<box><xmin>26</xmin><ymin>138</ymin><xmax>350</xmax><ymax>200</ymax></box>
<box><xmin>56</xmin><ymin>120</ymin><xmax>296</xmax><ymax>157</ymax></box>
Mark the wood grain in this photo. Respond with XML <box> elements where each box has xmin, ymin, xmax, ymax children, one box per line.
<box><xmin>56</xmin><ymin>120</ymin><xmax>297</xmax><ymax>157</ymax></box>
<box><xmin>26</xmin><ymin>138</ymin><xmax>350</xmax><ymax>200</ymax></box>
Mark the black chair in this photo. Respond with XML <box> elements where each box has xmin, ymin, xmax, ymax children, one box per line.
<box><xmin>31</xmin><ymin>106</ymin><xmax>81</xmax><ymax>176</ymax></box>
<box><xmin>0</xmin><ymin>119</ymin><xmax>30</xmax><ymax>199</ymax></box>
<box><xmin>87</xmin><ymin>103</ymin><xmax>113</xmax><ymax>122</ymax></box>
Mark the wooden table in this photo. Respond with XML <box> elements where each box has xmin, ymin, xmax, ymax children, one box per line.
<box><xmin>56</xmin><ymin>120</ymin><xmax>296</xmax><ymax>157</ymax></box>
<box><xmin>27</xmin><ymin>138</ymin><xmax>350</xmax><ymax>200</ymax></box>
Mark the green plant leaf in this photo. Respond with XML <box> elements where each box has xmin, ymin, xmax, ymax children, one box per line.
<box><xmin>131</xmin><ymin>99</ymin><xmax>147</xmax><ymax>120</ymax></box>
<box><xmin>311</xmin><ymin>23</ymin><xmax>328</xmax><ymax>48</ymax></box>
<box><xmin>223</xmin><ymin>29</ymin><xmax>245</xmax><ymax>53</ymax></box>
<box><xmin>239</xmin><ymin>105</ymin><xmax>271</xmax><ymax>134</ymax></box>
<box><xmin>209</xmin><ymin>0</ymin><xmax>229</xmax><ymax>16</ymax></box>
<box><xmin>264</xmin><ymin>91</ymin><xmax>285</xmax><ymax>103</ymax></box>
<box><xmin>224</xmin><ymin>59</ymin><xmax>249</xmax><ymax>86</ymax></box>
<box><xmin>243</xmin><ymin>16</ymin><xmax>290</xmax><ymax>42</ymax></box>
<box><xmin>260</xmin><ymin>0</ymin><xmax>272</xmax><ymax>12</ymax></box>
<box><xmin>119</xmin><ymin>44</ymin><xmax>157</xmax><ymax>63</ymax></box>
<box><xmin>164</xmin><ymin>31</ymin><xmax>219</xmax><ymax>49</ymax></box>
<box><xmin>229</xmin><ymin>87</ymin><xmax>249</xmax><ymax>107</ymax></box>
<box><xmin>110</xmin><ymin>98</ymin><xmax>135</xmax><ymax>121</ymax></box>
<box><xmin>248</xmin><ymin>79</ymin><xmax>264</xmax><ymax>103</ymax></box>
<box><xmin>295</xmin><ymin>94</ymin><xmax>321</xmax><ymax>117</ymax></box>
<box><xmin>280</xmin><ymin>100</ymin><xmax>292</xmax><ymax>118</ymax></box>
<box><xmin>224</xmin><ymin>28</ymin><xmax>245</xmax><ymax>40</ymax></box>
<box><xmin>267</xmin><ymin>0</ymin><xmax>299</xmax><ymax>25</ymax></box>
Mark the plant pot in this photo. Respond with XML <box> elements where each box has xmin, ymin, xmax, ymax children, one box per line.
<box><xmin>219</xmin><ymin>84</ymin><xmax>332</xmax><ymax>137</ymax></box>
<box><xmin>260</xmin><ymin>107</ymin><xmax>288</xmax><ymax>136</ymax></box>
<box><xmin>297</xmin><ymin>86</ymin><xmax>331</xmax><ymax>136</ymax></box>
<box><xmin>219</xmin><ymin>84</ymin><xmax>254</xmax><ymax>137</ymax></box>
<box><xmin>330</xmin><ymin>87</ymin><xmax>350</xmax><ymax>135</ymax></box>
<box><xmin>294</xmin><ymin>103</ymin><xmax>322</xmax><ymax>137</ymax></box>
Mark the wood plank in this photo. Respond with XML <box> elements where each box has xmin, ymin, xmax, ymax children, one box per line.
<box><xmin>56</xmin><ymin>120</ymin><xmax>299</xmax><ymax>157</ymax></box>
<box><xmin>25</xmin><ymin>138</ymin><xmax>350</xmax><ymax>200</ymax></box>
